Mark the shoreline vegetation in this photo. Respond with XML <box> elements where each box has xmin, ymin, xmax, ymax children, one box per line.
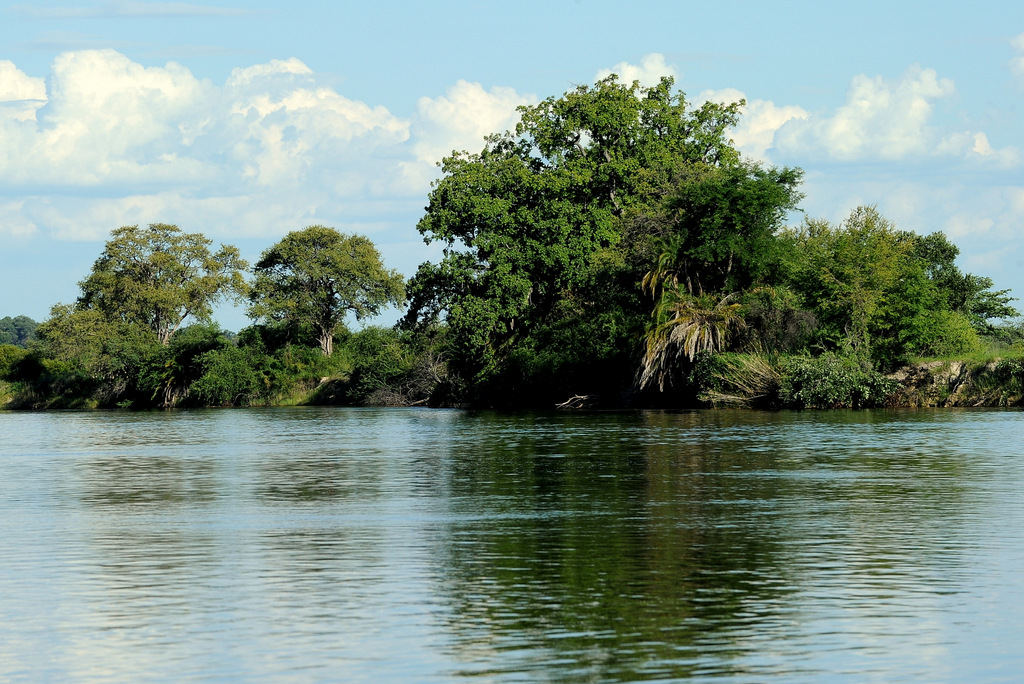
<box><xmin>3</xmin><ymin>75</ymin><xmax>1023</xmax><ymax>413</ymax></box>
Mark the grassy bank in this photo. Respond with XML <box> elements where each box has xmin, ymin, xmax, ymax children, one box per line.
<box><xmin>687</xmin><ymin>348</ymin><xmax>1024</xmax><ymax>410</ymax></box>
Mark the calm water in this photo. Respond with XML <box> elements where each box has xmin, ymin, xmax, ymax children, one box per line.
<box><xmin>2</xmin><ymin>407</ymin><xmax>1023</xmax><ymax>682</ymax></box>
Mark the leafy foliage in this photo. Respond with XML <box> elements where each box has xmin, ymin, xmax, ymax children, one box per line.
<box><xmin>190</xmin><ymin>344</ymin><xmax>262</xmax><ymax>406</ymax></box>
<box><xmin>404</xmin><ymin>75</ymin><xmax>802</xmax><ymax>403</ymax></box>
<box><xmin>781</xmin><ymin>206</ymin><xmax>1017</xmax><ymax>369</ymax></box>
<box><xmin>783</xmin><ymin>208</ymin><xmax>921</xmax><ymax>358</ymax></box>
<box><xmin>638</xmin><ymin>292</ymin><xmax>744</xmax><ymax>391</ymax></box>
<box><xmin>4</xmin><ymin>76</ymin><xmax>1019</xmax><ymax>410</ymax></box>
<box><xmin>911</xmin><ymin>232</ymin><xmax>1018</xmax><ymax>331</ymax></box>
<box><xmin>779</xmin><ymin>353</ymin><xmax>899</xmax><ymax>409</ymax></box>
<box><xmin>734</xmin><ymin>287</ymin><xmax>817</xmax><ymax>353</ymax></box>
<box><xmin>917</xmin><ymin>310</ymin><xmax>983</xmax><ymax>358</ymax></box>
<box><xmin>78</xmin><ymin>224</ymin><xmax>248</xmax><ymax>345</ymax></box>
<box><xmin>0</xmin><ymin>345</ymin><xmax>29</xmax><ymax>380</ymax></box>
<box><xmin>249</xmin><ymin>226</ymin><xmax>405</xmax><ymax>356</ymax></box>
<box><xmin>639</xmin><ymin>164</ymin><xmax>803</xmax><ymax>296</ymax></box>
<box><xmin>0</xmin><ymin>316</ymin><xmax>38</xmax><ymax>347</ymax></box>
<box><xmin>141</xmin><ymin>324</ymin><xmax>232</xmax><ymax>406</ymax></box>
<box><xmin>343</xmin><ymin>326</ymin><xmax>417</xmax><ymax>404</ymax></box>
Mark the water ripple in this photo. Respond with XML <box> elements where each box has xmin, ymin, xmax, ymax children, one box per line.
<box><xmin>2</xmin><ymin>407</ymin><xmax>1024</xmax><ymax>681</ymax></box>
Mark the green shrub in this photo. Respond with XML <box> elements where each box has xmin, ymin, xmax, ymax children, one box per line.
<box><xmin>780</xmin><ymin>352</ymin><xmax>899</xmax><ymax>409</ymax></box>
<box><xmin>343</xmin><ymin>327</ymin><xmax>415</xmax><ymax>404</ymax></box>
<box><xmin>921</xmin><ymin>310</ymin><xmax>982</xmax><ymax>357</ymax></box>
<box><xmin>982</xmin><ymin>358</ymin><xmax>1024</xmax><ymax>405</ymax></box>
<box><xmin>737</xmin><ymin>287</ymin><xmax>818</xmax><ymax>353</ymax></box>
<box><xmin>0</xmin><ymin>345</ymin><xmax>28</xmax><ymax>380</ymax></box>
<box><xmin>192</xmin><ymin>345</ymin><xmax>261</xmax><ymax>406</ymax></box>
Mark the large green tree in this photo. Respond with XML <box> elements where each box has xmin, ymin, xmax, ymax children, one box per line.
<box><xmin>404</xmin><ymin>75</ymin><xmax>800</xmax><ymax>401</ymax></box>
<box><xmin>78</xmin><ymin>224</ymin><xmax>248</xmax><ymax>345</ymax></box>
<box><xmin>910</xmin><ymin>231</ymin><xmax>1017</xmax><ymax>333</ymax></box>
<box><xmin>781</xmin><ymin>206</ymin><xmax>1016</xmax><ymax>366</ymax></box>
<box><xmin>639</xmin><ymin>163</ymin><xmax>803</xmax><ymax>297</ymax></box>
<box><xmin>248</xmin><ymin>226</ymin><xmax>405</xmax><ymax>356</ymax></box>
<box><xmin>785</xmin><ymin>208</ymin><xmax>918</xmax><ymax>355</ymax></box>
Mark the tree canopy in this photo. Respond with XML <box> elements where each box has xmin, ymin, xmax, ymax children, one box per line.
<box><xmin>403</xmin><ymin>74</ymin><xmax>802</xmax><ymax>402</ymax></box>
<box><xmin>0</xmin><ymin>316</ymin><xmax>38</xmax><ymax>347</ymax></box>
<box><xmin>4</xmin><ymin>76</ymin><xmax>1020</xmax><ymax>411</ymax></box>
<box><xmin>78</xmin><ymin>223</ymin><xmax>248</xmax><ymax>345</ymax></box>
<box><xmin>781</xmin><ymin>206</ymin><xmax>1018</xmax><ymax>367</ymax></box>
<box><xmin>248</xmin><ymin>226</ymin><xmax>405</xmax><ymax>356</ymax></box>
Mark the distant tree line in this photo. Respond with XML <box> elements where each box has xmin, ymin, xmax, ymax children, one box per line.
<box><xmin>2</xmin><ymin>75</ymin><xmax>1021</xmax><ymax>410</ymax></box>
<box><xmin>0</xmin><ymin>316</ymin><xmax>38</xmax><ymax>347</ymax></box>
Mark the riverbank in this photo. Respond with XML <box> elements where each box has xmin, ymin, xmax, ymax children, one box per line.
<box><xmin>889</xmin><ymin>358</ymin><xmax>1024</xmax><ymax>407</ymax></box>
<box><xmin>5</xmin><ymin>356</ymin><xmax>1024</xmax><ymax>411</ymax></box>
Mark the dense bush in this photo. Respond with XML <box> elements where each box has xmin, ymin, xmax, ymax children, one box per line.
<box><xmin>779</xmin><ymin>353</ymin><xmax>899</xmax><ymax>409</ymax></box>
<box><xmin>693</xmin><ymin>351</ymin><xmax>783</xmax><ymax>408</ymax></box>
<box><xmin>343</xmin><ymin>326</ymin><xmax>416</xmax><ymax>404</ymax></box>
<box><xmin>0</xmin><ymin>345</ymin><xmax>29</xmax><ymax>380</ymax></box>
<box><xmin>191</xmin><ymin>345</ymin><xmax>262</xmax><ymax>406</ymax></box>
<box><xmin>736</xmin><ymin>287</ymin><xmax>817</xmax><ymax>353</ymax></box>
<box><xmin>920</xmin><ymin>310</ymin><xmax>983</xmax><ymax>357</ymax></box>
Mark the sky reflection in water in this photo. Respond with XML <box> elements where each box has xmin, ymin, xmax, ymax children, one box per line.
<box><xmin>1</xmin><ymin>407</ymin><xmax>1022</xmax><ymax>682</ymax></box>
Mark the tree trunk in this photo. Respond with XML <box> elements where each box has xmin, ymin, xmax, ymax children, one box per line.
<box><xmin>319</xmin><ymin>327</ymin><xmax>333</xmax><ymax>356</ymax></box>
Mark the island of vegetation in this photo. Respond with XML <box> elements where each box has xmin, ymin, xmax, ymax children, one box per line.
<box><xmin>2</xmin><ymin>75</ymin><xmax>1023</xmax><ymax>411</ymax></box>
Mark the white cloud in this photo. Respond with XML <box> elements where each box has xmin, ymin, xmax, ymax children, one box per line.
<box><xmin>23</xmin><ymin>191</ymin><xmax>331</xmax><ymax>242</ymax></box>
<box><xmin>945</xmin><ymin>213</ymin><xmax>996</xmax><ymax>240</ymax></box>
<box><xmin>697</xmin><ymin>87</ymin><xmax>808</xmax><ymax>162</ymax></box>
<box><xmin>0</xmin><ymin>60</ymin><xmax>46</xmax><ymax>102</ymax></box>
<box><xmin>0</xmin><ymin>50</ymin><xmax>417</xmax><ymax>241</ymax></box>
<box><xmin>595</xmin><ymin>53</ymin><xmax>678</xmax><ymax>88</ymax></box>
<box><xmin>769</xmin><ymin>65</ymin><xmax>1019</xmax><ymax>166</ymax></box>
<box><xmin>412</xmin><ymin>80</ymin><xmax>535</xmax><ymax>165</ymax></box>
<box><xmin>220</xmin><ymin>60</ymin><xmax>409</xmax><ymax>188</ymax></box>
<box><xmin>225</xmin><ymin>58</ymin><xmax>313</xmax><ymax>87</ymax></box>
<box><xmin>774</xmin><ymin>65</ymin><xmax>959</xmax><ymax>161</ymax></box>
<box><xmin>0</xmin><ymin>60</ymin><xmax>47</xmax><ymax>121</ymax></box>
<box><xmin>960</xmin><ymin>131</ymin><xmax>1021</xmax><ymax>166</ymax></box>
<box><xmin>1011</xmin><ymin>32</ymin><xmax>1024</xmax><ymax>78</ymax></box>
<box><xmin>0</xmin><ymin>199</ymin><xmax>37</xmax><ymax>237</ymax></box>
<box><xmin>0</xmin><ymin>50</ymin><xmax>224</xmax><ymax>186</ymax></box>
<box><xmin>0</xmin><ymin>48</ymin><xmax>551</xmax><ymax>280</ymax></box>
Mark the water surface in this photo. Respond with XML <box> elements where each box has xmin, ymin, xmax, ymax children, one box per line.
<box><xmin>2</xmin><ymin>407</ymin><xmax>1022</xmax><ymax>682</ymax></box>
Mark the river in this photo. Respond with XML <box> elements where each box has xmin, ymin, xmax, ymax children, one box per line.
<box><xmin>1</xmin><ymin>407</ymin><xmax>1022</xmax><ymax>682</ymax></box>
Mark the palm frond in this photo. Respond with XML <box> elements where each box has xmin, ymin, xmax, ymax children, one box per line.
<box><xmin>637</xmin><ymin>290</ymin><xmax>744</xmax><ymax>391</ymax></box>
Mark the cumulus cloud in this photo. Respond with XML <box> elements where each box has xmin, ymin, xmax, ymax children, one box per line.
<box><xmin>772</xmin><ymin>65</ymin><xmax>959</xmax><ymax>161</ymax></box>
<box><xmin>412</xmin><ymin>80</ymin><xmax>536</xmax><ymax>165</ymax></box>
<box><xmin>0</xmin><ymin>60</ymin><xmax>47</xmax><ymax>121</ymax></box>
<box><xmin>0</xmin><ymin>48</ymin><xmax>553</xmax><ymax>267</ymax></box>
<box><xmin>220</xmin><ymin>57</ymin><xmax>409</xmax><ymax>188</ymax></box>
<box><xmin>800</xmin><ymin>173</ymin><xmax>1017</xmax><ymax>236</ymax></box>
<box><xmin>768</xmin><ymin>65</ymin><xmax>1020</xmax><ymax>167</ymax></box>
<box><xmin>35</xmin><ymin>50</ymin><xmax>214</xmax><ymax>180</ymax></box>
<box><xmin>944</xmin><ymin>212</ymin><xmax>996</xmax><ymax>240</ymax></box>
<box><xmin>24</xmin><ymin>191</ymin><xmax>330</xmax><ymax>242</ymax></box>
<box><xmin>595</xmin><ymin>53</ymin><xmax>678</xmax><ymax>87</ymax></box>
<box><xmin>697</xmin><ymin>87</ymin><xmax>808</xmax><ymax>161</ymax></box>
<box><xmin>226</xmin><ymin>57</ymin><xmax>312</xmax><ymax>86</ymax></box>
<box><xmin>0</xmin><ymin>50</ymin><xmax>420</xmax><ymax>242</ymax></box>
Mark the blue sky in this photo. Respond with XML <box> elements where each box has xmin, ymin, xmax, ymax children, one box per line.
<box><xmin>2</xmin><ymin>0</ymin><xmax>1023</xmax><ymax>331</ymax></box>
